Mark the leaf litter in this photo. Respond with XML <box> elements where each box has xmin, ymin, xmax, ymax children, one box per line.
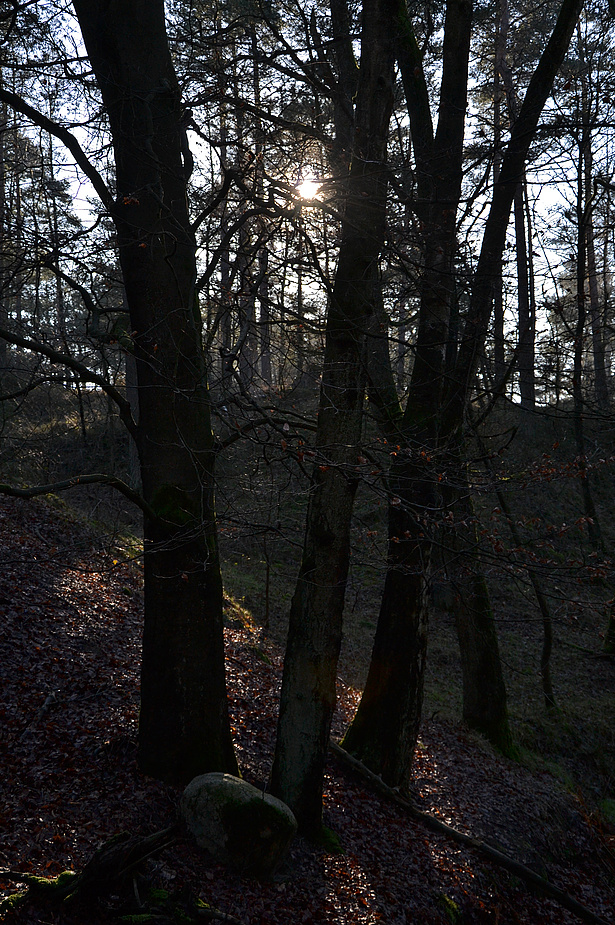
<box><xmin>0</xmin><ymin>496</ymin><xmax>613</xmax><ymax>924</ymax></box>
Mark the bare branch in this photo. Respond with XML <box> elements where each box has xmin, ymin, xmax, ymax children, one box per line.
<box><xmin>0</xmin><ymin>474</ymin><xmax>156</xmax><ymax>521</ymax></box>
<box><xmin>0</xmin><ymin>326</ymin><xmax>137</xmax><ymax>437</ymax></box>
<box><xmin>0</xmin><ymin>86</ymin><xmax>114</xmax><ymax>212</ymax></box>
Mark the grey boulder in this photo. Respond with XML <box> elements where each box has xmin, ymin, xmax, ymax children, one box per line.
<box><xmin>180</xmin><ymin>773</ymin><xmax>297</xmax><ymax>878</ymax></box>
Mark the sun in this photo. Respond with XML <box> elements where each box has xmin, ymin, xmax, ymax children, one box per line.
<box><xmin>296</xmin><ymin>177</ymin><xmax>321</xmax><ymax>201</ymax></box>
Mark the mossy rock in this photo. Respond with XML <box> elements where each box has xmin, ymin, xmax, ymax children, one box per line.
<box><xmin>181</xmin><ymin>773</ymin><xmax>297</xmax><ymax>878</ymax></box>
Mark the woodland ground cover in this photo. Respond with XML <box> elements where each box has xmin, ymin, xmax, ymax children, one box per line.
<box><xmin>0</xmin><ymin>491</ymin><xmax>613</xmax><ymax>925</ymax></box>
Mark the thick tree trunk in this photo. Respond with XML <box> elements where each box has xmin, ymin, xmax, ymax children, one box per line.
<box><xmin>271</xmin><ymin>0</ymin><xmax>396</xmax><ymax>834</ymax></box>
<box><xmin>340</xmin><ymin>470</ymin><xmax>433</xmax><ymax>785</ymax></box>
<box><xmin>72</xmin><ymin>0</ymin><xmax>238</xmax><ymax>785</ymax></box>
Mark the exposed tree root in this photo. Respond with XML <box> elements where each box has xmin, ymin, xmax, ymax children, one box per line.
<box><xmin>0</xmin><ymin>824</ymin><xmax>243</xmax><ymax>924</ymax></box>
<box><xmin>330</xmin><ymin>740</ymin><xmax>611</xmax><ymax>925</ymax></box>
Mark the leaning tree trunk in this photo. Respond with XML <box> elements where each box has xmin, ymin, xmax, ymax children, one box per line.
<box><xmin>72</xmin><ymin>0</ymin><xmax>238</xmax><ymax>785</ymax></box>
<box><xmin>270</xmin><ymin>0</ymin><xmax>396</xmax><ymax>835</ymax></box>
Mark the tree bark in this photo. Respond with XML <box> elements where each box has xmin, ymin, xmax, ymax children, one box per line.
<box><xmin>446</xmin><ymin>0</ymin><xmax>584</xmax><ymax>427</ymax></box>
<box><xmin>343</xmin><ymin>0</ymin><xmax>473</xmax><ymax>786</ymax></box>
<box><xmin>271</xmin><ymin>0</ymin><xmax>396</xmax><ymax>834</ymax></box>
<box><xmin>71</xmin><ymin>0</ymin><xmax>238</xmax><ymax>785</ymax></box>
<box><xmin>443</xmin><ymin>446</ymin><xmax>514</xmax><ymax>749</ymax></box>
<box><xmin>346</xmin><ymin>0</ymin><xmax>583</xmax><ymax>785</ymax></box>
<box><xmin>497</xmin><ymin>0</ymin><xmax>535</xmax><ymax>410</ymax></box>
<box><xmin>514</xmin><ymin>182</ymin><xmax>535</xmax><ymax>409</ymax></box>
<box><xmin>574</xmin><ymin>134</ymin><xmax>603</xmax><ymax>551</ymax></box>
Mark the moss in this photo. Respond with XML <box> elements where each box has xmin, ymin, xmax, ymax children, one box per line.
<box><xmin>0</xmin><ymin>870</ymin><xmax>79</xmax><ymax>912</ymax></box>
<box><xmin>311</xmin><ymin>825</ymin><xmax>345</xmax><ymax>854</ymax></box>
<box><xmin>249</xmin><ymin>644</ymin><xmax>272</xmax><ymax>665</ymax></box>
<box><xmin>223</xmin><ymin>794</ymin><xmax>280</xmax><ymax>850</ymax></box>
<box><xmin>599</xmin><ymin>798</ymin><xmax>615</xmax><ymax>825</ymax></box>
<box><xmin>148</xmin><ymin>888</ymin><xmax>169</xmax><ymax>902</ymax></box>
<box><xmin>150</xmin><ymin>484</ymin><xmax>198</xmax><ymax>527</ymax></box>
<box><xmin>0</xmin><ymin>889</ymin><xmax>28</xmax><ymax>913</ymax></box>
<box><xmin>436</xmin><ymin>893</ymin><xmax>462</xmax><ymax>923</ymax></box>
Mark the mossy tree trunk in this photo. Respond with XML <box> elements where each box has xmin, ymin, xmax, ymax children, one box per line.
<box><xmin>72</xmin><ymin>0</ymin><xmax>237</xmax><ymax>785</ymax></box>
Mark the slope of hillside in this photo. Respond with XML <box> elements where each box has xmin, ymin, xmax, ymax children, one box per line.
<box><xmin>0</xmin><ymin>496</ymin><xmax>613</xmax><ymax>924</ymax></box>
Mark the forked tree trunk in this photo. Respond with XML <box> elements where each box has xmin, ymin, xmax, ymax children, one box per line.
<box><xmin>346</xmin><ymin>0</ymin><xmax>583</xmax><ymax>786</ymax></box>
<box><xmin>72</xmin><ymin>0</ymin><xmax>238</xmax><ymax>785</ymax></box>
<box><xmin>340</xmin><ymin>475</ymin><xmax>434</xmax><ymax>785</ymax></box>
<box><xmin>342</xmin><ymin>0</ymin><xmax>473</xmax><ymax>788</ymax></box>
<box><xmin>271</xmin><ymin>0</ymin><xmax>396</xmax><ymax>834</ymax></box>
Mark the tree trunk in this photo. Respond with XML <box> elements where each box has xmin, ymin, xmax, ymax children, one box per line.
<box><xmin>604</xmin><ymin>603</ymin><xmax>615</xmax><ymax>654</ymax></box>
<box><xmin>346</xmin><ymin>0</ymin><xmax>583</xmax><ymax>786</ymax></box>
<box><xmin>0</xmin><ymin>86</ymin><xmax>8</xmax><ymax>387</ymax></box>
<box><xmin>514</xmin><ymin>182</ymin><xmax>535</xmax><ymax>410</ymax></box>
<box><xmin>577</xmin><ymin>23</ymin><xmax>609</xmax><ymax>412</ymax></box>
<box><xmin>444</xmin><ymin>448</ymin><xmax>513</xmax><ymax>750</ymax></box>
<box><xmin>340</xmin><ymin>473</ymin><xmax>433</xmax><ymax>785</ymax></box>
<box><xmin>486</xmin><ymin>453</ymin><xmax>556</xmax><ymax>710</ymax></box>
<box><xmin>446</xmin><ymin>0</ymin><xmax>584</xmax><ymax>428</ymax></box>
<box><xmin>492</xmin><ymin>3</ymin><xmax>505</xmax><ymax>387</ymax></box>
<box><xmin>343</xmin><ymin>0</ymin><xmax>473</xmax><ymax>787</ymax></box>
<box><xmin>497</xmin><ymin>0</ymin><xmax>535</xmax><ymax>410</ymax></box>
<box><xmin>574</xmin><ymin>124</ymin><xmax>603</xmax><ymax>550</ymax></box>
<box><xmin>587</xmin><ymin>213</ymin><xmax>609</xmax><ymax>410</ymax></box>
<box><xmin>259</xmin><ymin>246</ymin><xmax>272</xmax><ymax>386</ymax></box>
<box><xmin>72</xmin><ymin>0</ymin><xmax>238</xmax><ymax>785</ymax></box>
<box><xmin>271</xmin><ymin>0</ymin><xmax>396</xmax><ymax>834</ymax></box>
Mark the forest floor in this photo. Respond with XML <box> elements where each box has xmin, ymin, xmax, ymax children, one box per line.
<box><xmin>1</xmin><ymin>494</ymin><xmax>614</xmax><ymax>925</ymax></box>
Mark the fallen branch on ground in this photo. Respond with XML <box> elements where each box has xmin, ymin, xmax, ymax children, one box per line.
<box><xmin>330</xmin><ymin>740</ymin><xmax>610</xmax><ymax>925</ymax></box>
